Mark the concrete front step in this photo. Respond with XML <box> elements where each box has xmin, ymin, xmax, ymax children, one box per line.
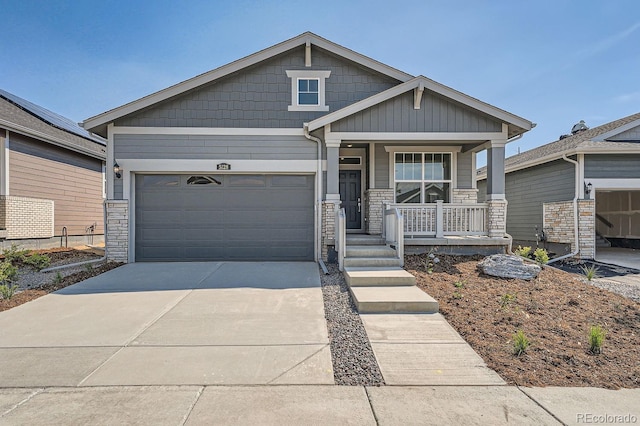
<box><xmin>346</xmin><ymin>235</ymin><xmax>386</xmax><ymax>245</ymax></box>
<box><xmin>344</xmin><ymin>267</ymin><xmax>416</xmax><ymax>287</ymax></box>
<box><xmin>350</xmin><ymin>286</ymin><xmax>439</xmax><ymax>314</ymax></box>
<box><xmin>346</xmin><ymin>245</ymin><xmax>397</xmax><ymax>258</ymax></box>
<box><xmin>343</xmin><ymin>257</ymin><xmax>401</xmax><ymax>268</ymax></box>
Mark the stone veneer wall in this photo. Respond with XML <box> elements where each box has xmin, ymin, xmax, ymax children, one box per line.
<box><xmin>487</xmin><ymin>199</ymin><xmax>508</xmax><ymax>238</ymax></box>
<box><xmin>0</xmin><ymin>195</ymin><xmax>54</xmax><ymax>239</ymax></box>
<box><xmin>321</xmin><ymin>200</ymin><xmax>340</xmax><ymax>261</ymax></box>
<box><xmin>451</xmin><ymin>188</ymin><xmax>479</xmax><ymax>204</ymax></box>
<box><xmin>105</xmin><ymin>200</ymin><xmax>129</xmax><ymax>263</ymax></box>
<box><xmin>366</xmin><ymin>189</ymin><xmax>394</xmax><ymax>234</ymax></box>
<box><xmin>578</xmin><ymin>199</ymin><xmax>595</xmax><ymax>259</ymax></box>
<box><xmin>543</xmin><ymin>201</ymin><xmax>575</xmax><ymax>247</ymax></box>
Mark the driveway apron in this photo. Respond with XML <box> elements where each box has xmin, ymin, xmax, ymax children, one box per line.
<box><xmin>0</xmin><ymin>262</ymin><xmax>332</xmax><ymax>387</ymax></box>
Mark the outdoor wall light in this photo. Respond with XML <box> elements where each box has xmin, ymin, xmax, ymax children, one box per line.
<box><xmin>585</xmin><ymin>182</ymin><xmax>593</xmax><ymax>196</ymax></box>
<box><xmin>114</xmin><ymin>162</ymin><xmax>122</xmax><ymax>179</ymax></box>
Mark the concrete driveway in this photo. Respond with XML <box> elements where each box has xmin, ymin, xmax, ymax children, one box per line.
<box><xmin>0</xmin><ymin>262</ymin><xmax>333</xmax><ymax>387</ymax></box>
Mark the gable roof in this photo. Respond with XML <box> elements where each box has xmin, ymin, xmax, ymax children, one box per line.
<box><xmin>83</xmin><ymin>32</ymin><xmax>414</xmax><ymax>135</ymax></box>
<box><xmin>308</xmin><ymin>76</ymin><xmax>533</xmax><ymax>137</ymax></box>
<box><xmin>477</xmin><ymin>112</ymin><xmax>640</xmax><ymax>178</ymax></box>
<box><xmin>0</xmin><ymin>89</ymin><xmax>106</xmax><ymax>159</ymax></box>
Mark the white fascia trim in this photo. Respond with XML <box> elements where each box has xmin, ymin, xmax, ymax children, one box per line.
<box><xmin>592</xmin><ymin>118</ymin><xmax>640</xmax><ymax>141</ymax></box>
<box><xmin>578</xmin><ymin>153</ymin><xmax>585</xmax><ymax>198</ymax></box>
<box><xmin>286</xmin><ymin>70</ymin><xmax>331</xmax><ymax>112</ymax></box>
<box><xmin>307</xmin><ymin>76</ymin><xmax>533</xmax><ymax>132</ymax></box>
<box><xmin>331</xmin><ymin>132</ymin><xmax>504</xmax><ymax>141</ymax></box>
<box><xmin>107</xmin><ymin>123</ymin><xmax>115</xmax><ymax>199</ymax></box>
<box><xmin>84</xmin><ymin>32</ymin><xmax>414</xmax><ymax>131</ymax></box>
<box><xmin>588</xmin><ymin>178</ymin><xmax>640</xmax><ymax>190</ymax></box>
<box><xmin>111</xmin><ymin>126</ymin><xmax>305</xmax><ymax>136</ymax></box>
<box><xmin>0</xmin><ymin>118</ymin><xmax>106</xmax><ymax>160</ymax></box>
<box><xmin>384</xmin><ymin>146</ymin><xmax>462</xmax><ymax>153</ymax></box>
<box><xmin>0</xmin><ymin>130</ymin><xmax>8</xmax><ymax>195</ymax></box>
<box><xmin>118</xmin><ymin>159</ymin><xmax>320</xmax><ymax>174</ymax></box>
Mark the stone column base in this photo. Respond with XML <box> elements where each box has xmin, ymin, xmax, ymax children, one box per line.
<box><xmin>578</xmin><ymin>199</ymin><xmax>595</xmax><ymax>259</ymax></box>
<box><xmin>105</xmin><ymin>200</ymin><xmax>129</xmax><ymax>263</ymax></box>
<box><xmin>487</xmin><ymin>199</ymin><xmax>508</xmax><ymax>238</ymax></box>
<box><xmin>366</xmin><ymin>189</ymin><xmax>394</xmax><ymax>234</ymax></box>
<box><xmin>321</xmin><ymin>200</ymin><xmax>340</xmax><ymax>261</ymax></box>
<box><xmin>451</xmin><ymin>188</ymin><xmax>478</xmax><ymax>204</ymax></box>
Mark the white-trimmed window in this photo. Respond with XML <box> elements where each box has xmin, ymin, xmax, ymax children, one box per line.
<box><xmin>394</xmin><ymin>153</ymin><xmax>452</xmax><ymax>203</ymax></box>
<box><xmin>286</xmin><ymin>70</ymin><xmax>331</xmax><ymax>111</ymax></box>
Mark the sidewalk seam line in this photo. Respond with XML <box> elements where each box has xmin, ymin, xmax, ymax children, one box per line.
<box><xmin>0</xmin><ymin>387</ymin><xmax>44</xmax><ymax>418</ymax></box>
<box><xmin>179</xmin><ymin>385</ymin><xmax>205</xmax><ymax>426</ymax></box>
<box><xmin>266</xmin><ymin>343</ymin><xmax>330</xmax><ymax>384</ymax></box>
<box><xmin>516</xmin><ymin>386</ymin><xmax>567</xmax><ymax>426</ymax></box>
<box><xmin>364</xmin><ymin>386</ymin><xmax>381</xmax><ymax>426</ymax></box>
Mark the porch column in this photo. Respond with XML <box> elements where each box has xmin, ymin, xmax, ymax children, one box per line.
<box><xmin>325</xmin><ymin>139</ymin><xmax>341</xmax><ymax>200</ymax></box>
<box><xmin>486</xmin><ymin>140</ymin><xmax>508</xmax><ymax>238</ymax></box>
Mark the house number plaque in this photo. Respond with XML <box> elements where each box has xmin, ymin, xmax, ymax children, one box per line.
<box><xmin>217</xmin><ymin>163</ymin><xmax>231</xmax><ymax>170</ymax></box>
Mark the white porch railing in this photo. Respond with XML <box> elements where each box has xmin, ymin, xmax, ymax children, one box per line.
<box><xmin>335</xmin><ymin>207</ymin><xmax>346</xmax><ymax>271</ymax></box>
<box><xmin>386</xmin><ymin>201</ymin><xmax>488</xmax><ymax>237</ymax></box>
<box><xmin>382</xmin><ymin>207</ymin><xmax>404</xmax><ymax>266</ymax></box>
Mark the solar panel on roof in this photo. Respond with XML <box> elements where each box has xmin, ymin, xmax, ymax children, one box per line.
<box><xmin>0</xmin><ymin>88</ymin><xmax>105</xmax><ymax>145</ymax></box>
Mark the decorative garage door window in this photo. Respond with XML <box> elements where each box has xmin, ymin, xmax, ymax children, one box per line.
<box><xmin>394</xmin><ymin>153</ymin><xmax>451</xmax><ymax>203</ymax></box>
<box><xmin>187</xmin><ymin>175</ymin><xmax>222</xmax><ymax>185</ymax></box>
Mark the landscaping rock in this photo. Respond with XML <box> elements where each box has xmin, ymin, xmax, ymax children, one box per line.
<box><xmin>477</xmin><ymin>254</ymin><xmax>541</xmax><ymax>280</ymax></box>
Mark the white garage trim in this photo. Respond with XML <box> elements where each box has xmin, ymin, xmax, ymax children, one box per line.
<box><xmin>587</xmin><ymin>179</ymin><xmax>640</xmax><ymax>191</ymax></box>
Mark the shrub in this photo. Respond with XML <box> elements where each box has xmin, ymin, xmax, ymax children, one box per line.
<box><xmin>453</xmin><ymin>280</ymin><xmax>465</xmax><ymax>288</ymax></box>
<box><xmin>580</xmin><ymin>264</ymin><xmax>600</xmax><ymax>281</ymax></box>
<box><xmin>2</xmin><ymin>244</ymin><xmax>29</xmax><ymax>264</ymax></box>
<box><xmin>23</xmin><ymin>253</ymin><xmax>51</xmax><ymax>271</ymax></box>
<box><xmin>424</xmin><ymin>249</ymin><xmax>440</xmax><ymax>274</ymax></box>
<box><xmin>512</xmin><ymin>330</ymin><xmax>530</xmax><ymax>356</ymax></box>
<box><xmin>0</xmin><ymin>260</ymin><xmax>18</xmax><ymax>283</ymax></box>
<box><xmin>514</xmin><ymin>246</ymin><xmax>532</xmax><ymax>259</ymax></box>
<box><xmin>53</xmin><ymin>271</ymin><xmax>64</xmax><ymax>284</ymax></box>
<box><xmin>533</xmin><ymin>248</ymin><xmax>549</xmax><ymax>265</ymax></box>
<box><xmin>588</xmin><ymin>325</ymin><xmax>606</xmax><ymax>354</ymax></box>
<box><xmin>0</xmin><ymin>283</ymin><xmax>19</xmax><ymax>300</ymax></box>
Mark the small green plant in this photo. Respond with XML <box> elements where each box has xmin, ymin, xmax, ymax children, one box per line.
<box><xmin>514</xmin><ymin>245</ymin><xmax>532</xmax><ymax>259</ymax></box>
<box><xmin>533</xmin><ymin>248</ymin><xmax>549</xmax><ymax>265</ymax></box>
<box><xmin>453</xmin><ymin>280</ymin><xmax>465</xmax><ymax>289</ymax></box>
<box><xmin>580</xmin><ymin>264</ymin><xmax>600</xmax><ymax>281</ymax></box>
<box><xmin>452</xmin><ymin>291</ymin><xmax>463</xmax><ymax>299</ymax></box>
<box><xmin>23</xmin><ymin>253</ymin><xmax>51</xmax><ymax>271</ymax></box>
<box><xmin>424</xmin><ymin>248</ymin><xmax>440</xmax><ymax>274</ymax></box>
<box><xmin>53</xmin><ymin>271</ymin><xmax>64</xmax><ymax>284</ymax></box>
<box><xmin>2</xmin><ymin>244</ymin><xmax>29</xmax><ymax>264</ymax></box>
<box><xmin>500</xmin><ymin>293</ymin><xmax>517</xmax><ymax>309</ymax></box>
<box><xmin>588</xmin><ymin>325</ymin><xmax>606</xmax><ymax>354</ymax></box>
<box><xmin>0</xmin><ymin>260</ymin><xmax>18</xmax><ymax>284</ymax></box>
<box><xmin>84</xmin><ymin>263</ymin><xmax>94</xmax><ymax>272</ymax></box>
<box><xmin>0</xmin><ymin>283</ymin><xmax>19</xmax><ymax>300</ymax></box>
<box><xmin>512</xmin><ymin>330</ymin><xmax>530</xmax><ymax>356</ymax></box>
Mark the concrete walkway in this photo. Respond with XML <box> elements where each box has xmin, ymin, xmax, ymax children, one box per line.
<box><xmin>0</xmin><ymin>262</ymin><xmax>333</xmax><ymax>387</ymax></box>
<box><xmin>596</xmin><ymin>247</ymin><xmax>640</xmax><ymax>271</ymax></box>
<box><xmin>1</xmin><ymin>385</ymin><xmax>638</xmax><ymax>425</ymax></box>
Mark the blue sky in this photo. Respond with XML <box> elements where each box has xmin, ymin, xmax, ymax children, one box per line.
<box><xmin>1</xmin><ymin>0</ymin><xmax>639</xmax><ymax>160</ymax></box>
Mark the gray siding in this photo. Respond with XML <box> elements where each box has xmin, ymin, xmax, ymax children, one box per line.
<box><xmin>502</xmin><ymin>159</ymin><xmax>575</xmax><ymax>241</ymax></box>
<box><xmin>332</xmin><ymin>91</ymin><xmax>502</xmax><ymax>133</ymax></box>
<box><xmin>115</xmin><ymin>46</ymin><xmax>400</xmax><ymax>129</ymax></box>
<box><xmin>584</xmin><ymin>154</ymin><xmax>640</xmax><ymax>179</ymax></box>
<box><xmin>477</xmin><ymin>180</ymin><xmax>486</xmax><ymax>202</ymax></box>
<box><xmin>457</xmin><ymin>151</ymin><xmax>473</xmax><ymax>189</ymax></box>
<box><xmin>607</xmin><ymin>125</ymin><xmax>640</xmax><ymax>141</ymax></box>
<box><xmin>114</xmin><ymin>134</ymin><xmax>318</xmax><ymax>160</ymax></box>
<box><xmin>374</xmin><ymin>143</ymin><xmax>389</xmax><ymax>188</ymax></box>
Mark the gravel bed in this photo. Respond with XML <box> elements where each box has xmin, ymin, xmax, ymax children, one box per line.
<box><xmin>319</xmin><ymin>263</ymin><xmax>385</xmax><ymax>386</ymax></box>
<box><xmin>15</xmin><ymin>263</ymin><xmax>103</xmax><ymax>291</ymax></box>
<box><xmin>581</xmin><ymin>277</ymin><xmax>640</xmax><ymax>302</ymax></box>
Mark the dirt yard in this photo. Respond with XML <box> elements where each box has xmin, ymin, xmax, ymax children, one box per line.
<box><xmin>406</xmin><ymin>254</ymin><xmax>640</xmax><ymax>389</ymax></box>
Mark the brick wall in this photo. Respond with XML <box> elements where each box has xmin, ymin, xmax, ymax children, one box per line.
<box><xmin>0</xmin><ymin>195</ymin><xmax>54</xmax><ymax>239</ymax></box>
<box><xmin>105</xmin><ymin>200</ymin><xmax>129</xmax><ymax>263</ymax></box>
<box><xmin>451</xmin><ymin>188</ymin><xmax>479</xmax><ymax>204</ymax></box>
<box><xmin>487</xmin><ymin>199</ymin><xmax>508</xmax><ymax>238</ymax></box>
<box><xmin>365</xmin><ymin>189</ymin><xmax>393</xmax><ymax>234</ymax></box>
<box><xmin>578</xmin><ymin>199</ymin><xmax>595</xmax><ymax>259</ymax></box>
<box><xmin>321</xmin><ymin>200</ymin><xmax>340</xmax><ymax>261</ymax></box>
<box><xmin>543</xmin><ymin>201</ymin><xmax>575</xmax><ymax>246</ymax></box>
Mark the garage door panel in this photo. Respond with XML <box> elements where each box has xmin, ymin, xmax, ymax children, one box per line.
<box><xmin>135</xmin><ymin>174</ymin><xmax>314</xmax><ymax>261</ymax></box>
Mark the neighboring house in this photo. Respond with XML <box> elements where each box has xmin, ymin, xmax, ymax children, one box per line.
<box><xmin>83</xmin><ymin>32</ymin><xmax>533</xmax><ymax>263</ymax></box>
<box><xmin>0</xmin><ymin>89</ymin><xmax>106</xmax><ymax>249</ymax></box>
<box><xmin>477</xmin><ymin>112</ymin><xmax>640</xmax><ymax>259</ymax></box>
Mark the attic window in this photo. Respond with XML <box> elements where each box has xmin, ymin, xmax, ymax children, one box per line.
<box><xmin>286</xmin><ymin>70</ymin><xmax>331</xmax><ymax>112</ymax></box>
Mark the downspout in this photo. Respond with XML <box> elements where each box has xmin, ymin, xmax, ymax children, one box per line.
<box><xmin>548</xmin><ymin>153</ymin><xmax>580</xmax><ymax>263</ymax></box>
<box><xmin>304</xmin><ymin>123</ymin><xmax>324</xmax><ymax>265</ymax></box>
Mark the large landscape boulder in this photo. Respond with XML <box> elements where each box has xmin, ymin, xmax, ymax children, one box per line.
<box><xmin>477</xmin><ymin>254</ymin><xmax>541</xmax><ymax>280</ymax></box>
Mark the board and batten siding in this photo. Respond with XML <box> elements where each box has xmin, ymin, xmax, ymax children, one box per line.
<box><xmin>114</xmin><ymin>46</ymin><xmax>399</xmax><ymax>129</ymax></box>
<box><xmin>584</xmin><ymin>154</ymin><xmax>640</xmax><ymax>179</ymax></box>
<box><xmin>607</xmin><ymin>124</ymin><xmax>640</xmax><ymax>141</ymax></box>
<box><xmin>8</xmin><ymin>133</ymin><xmax>104</xmax><ymax>236</ymax></box>
<box><xmin>113</xmin><ymin>133</ymin><xmax>319</xmax><ymax>199</ymax></box>
<box><xmin>479</xmin><ymin>159</ymin><xmax>575</xmax><ymax>242</ymax></box>
<box><xmin>331</xmin><ymin>91</ymin><xmax>502</xmax><ymax>133</ymax></box>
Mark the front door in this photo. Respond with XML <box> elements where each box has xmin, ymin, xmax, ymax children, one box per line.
<box><xmin>339</xmin><ymin>170</ymin><xmax>362</xmax><ymax>230</ymax></box>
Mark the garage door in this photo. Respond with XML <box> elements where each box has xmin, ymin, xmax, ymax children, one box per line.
<box><xmin>135</xmin><ymin>174</ymin><xmax>315</xmax><ymax>261</ymax></box>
